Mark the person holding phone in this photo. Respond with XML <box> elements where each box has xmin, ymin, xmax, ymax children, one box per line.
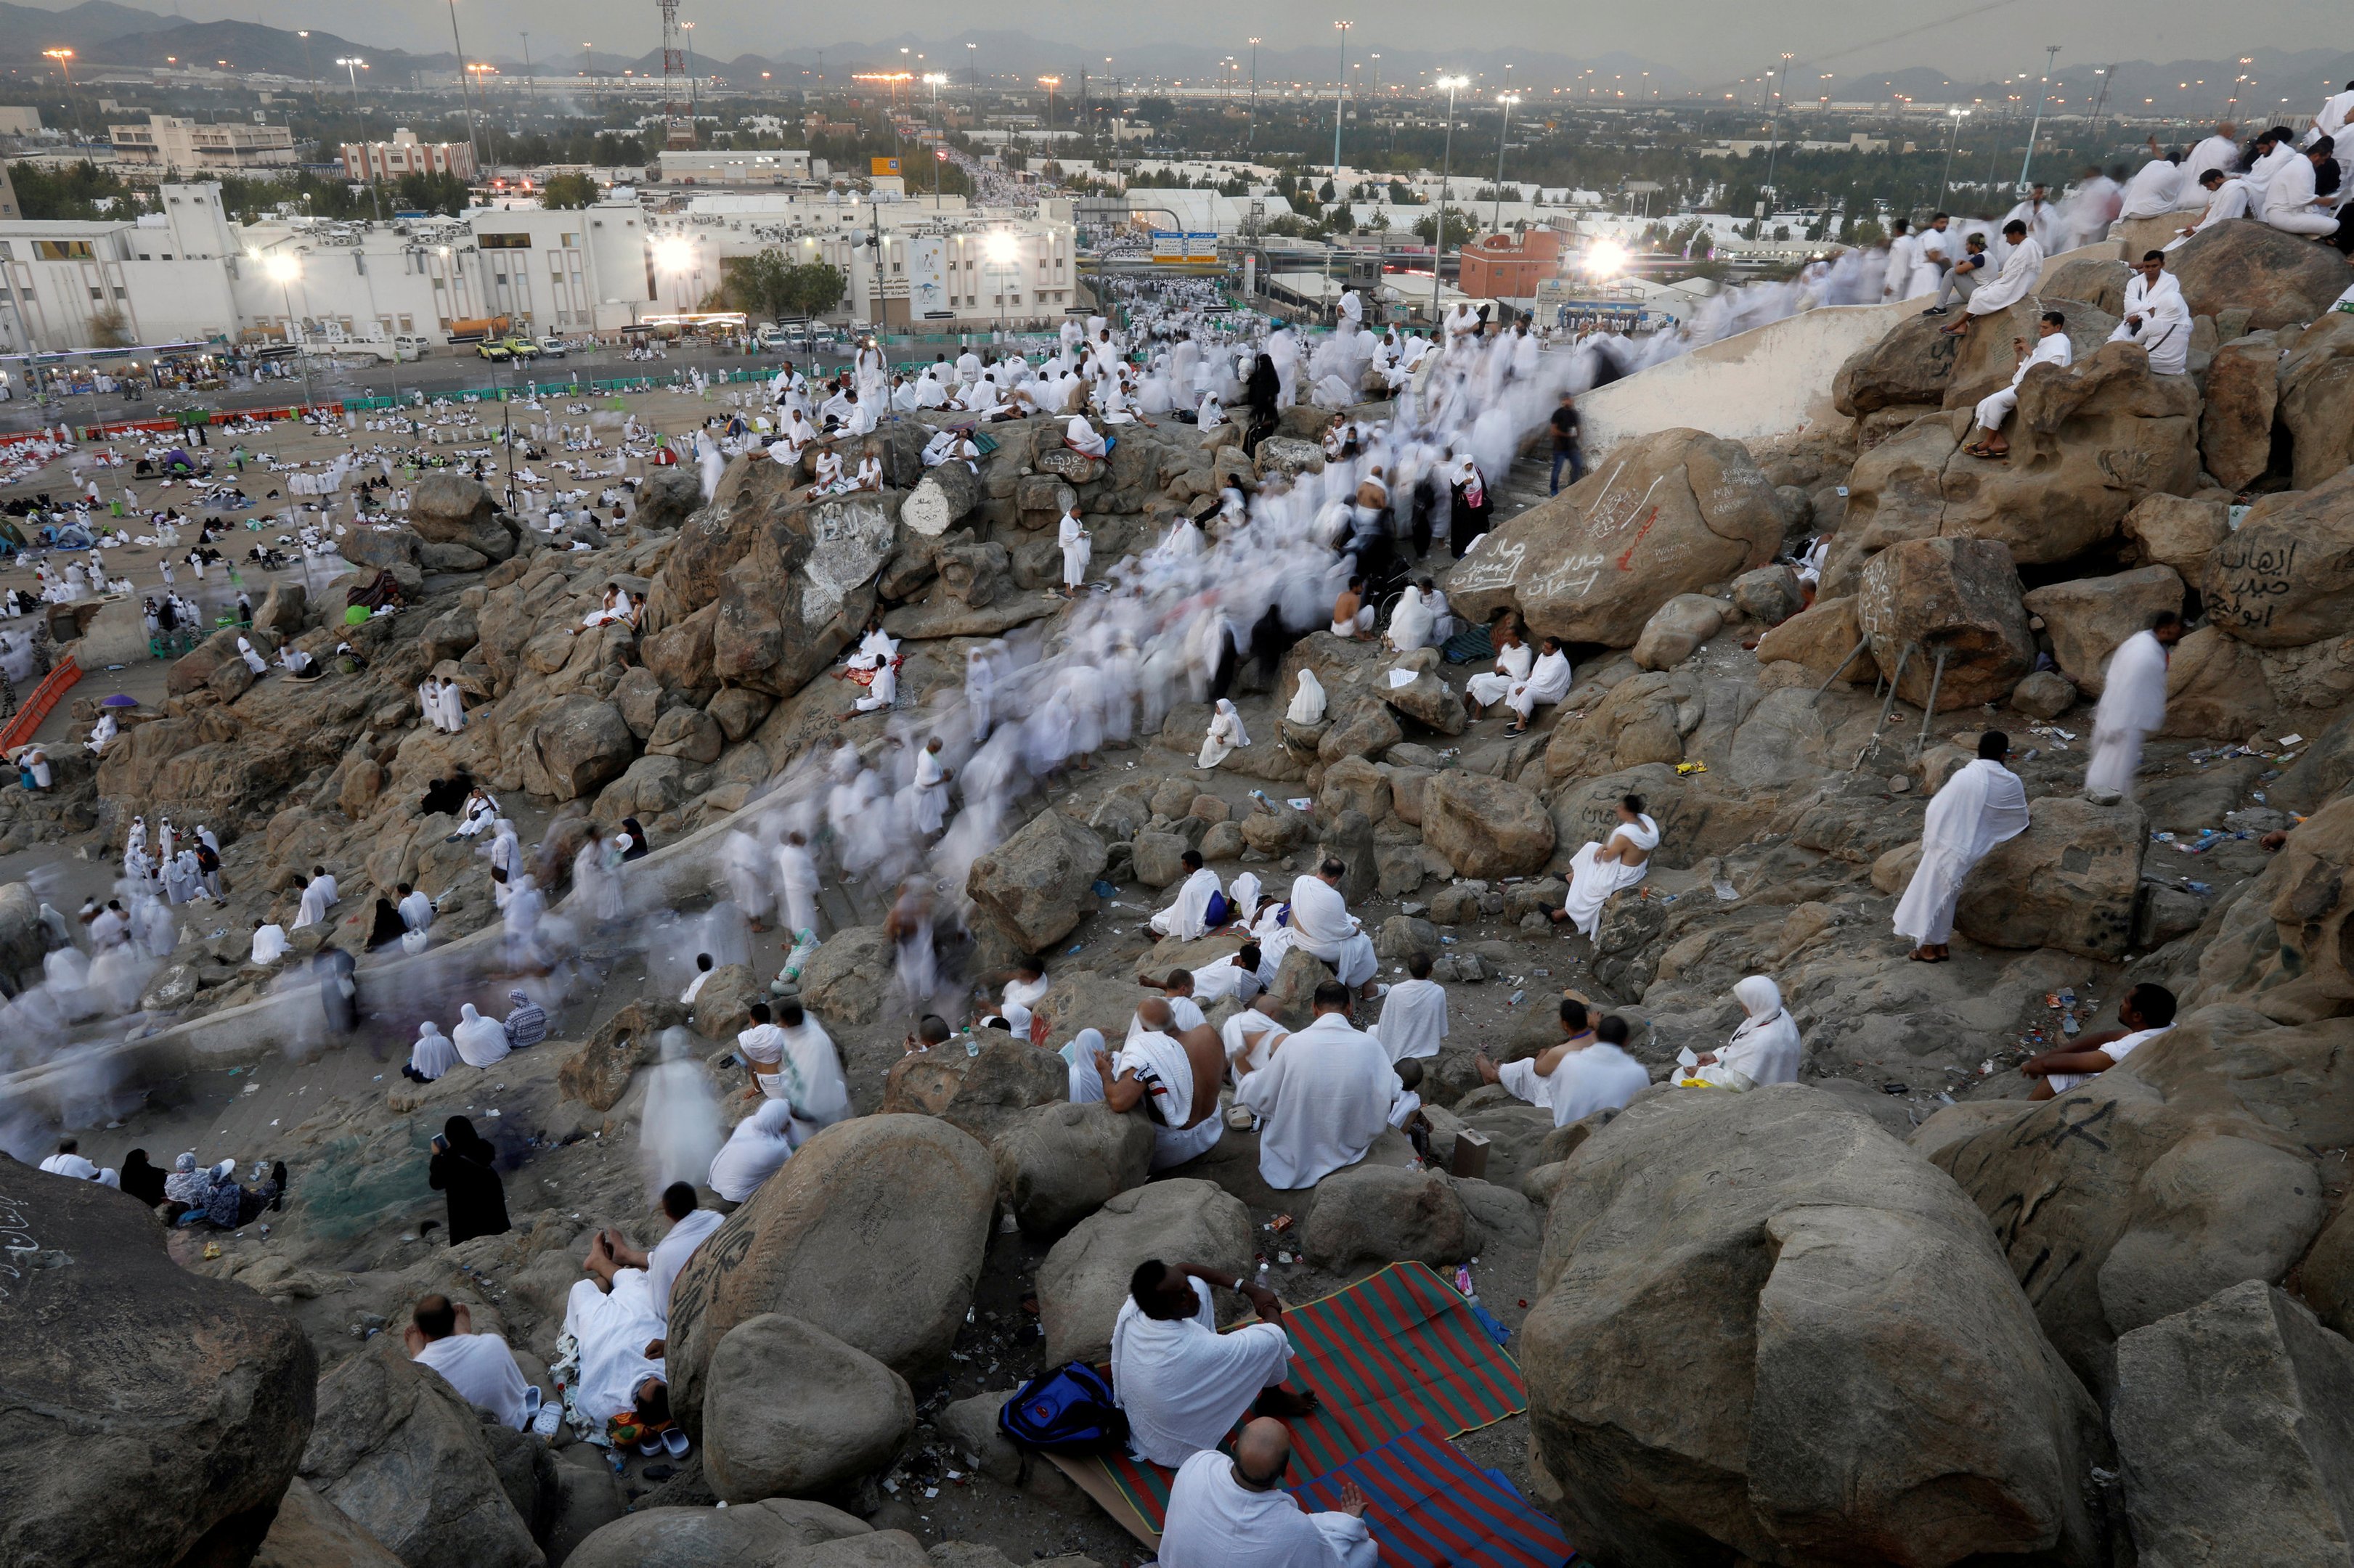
<box><xmin>428</xmin><ymin>1116</ymin><xmax>509</xmax><ymax>1246</ymax></box>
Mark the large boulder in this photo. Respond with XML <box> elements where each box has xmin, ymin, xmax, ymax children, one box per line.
<box><xmin>2168</xmin><ymin>219</ymin><xmax>2354</xmax><ymax>330</ymax></box>
<box><xmin>1525</xmin><ymin>1088</ymin><xmax>2107</xmax><ymax>1568</ymax></box>
<box><xmin>254</xmin><ymin>1477</ymin><xmax>406</xmax><ymax>1568</ymax></box>
<box><xmin>2203</xmin><ymin>467</ymin><xmax>2354</xmax><ymax>648</ymax></box>
<box><xmin>521</xmin><ymin>695</ymin><xmax>636</xmax><ymax>801</ymax></box>
<box><xmin>2278</xmin><ymin>309</ymin><xmax>2354</xmax><ymax>491</ymax></box>
<box><xmin>1</xmin><ymin>1165</ymin><xmax>317</xmax><ymax>1568</ymax></box>
<box><xmin>409</xmin><ymin>473</ymin><xmax>516</xmax><ymax>562</ymax></box>
<box><xmin>2110</xmin><ymin>1281</ymin><xmax>2354</xmax><ymax>1568</ymax></box>
<box><xmin>1442</xmin><ymin>428</ymin><xmax>1784</xmax><ymax>646</ymax></box>
<box><xmin>1629</xmin><ymin>593</ymin><xmax>1726</xmax><ymax>671</ymax></box>
<box><xmin>633</xmin><ymin>467</ymin><xmax>707</xmax><ymax>531</ymax></box>
<box><xmin>879</xmin><ymin>1035</ymin><xmax>1070</xmax><ymax>1146</ymax></box>
<box><xmin>1420</xmin><ymin>771</ymin><xmax>1556</xmax><ymax>879</ymax></box>
<box><xmin>666</xmin><ymin>1116</ymin><xmax>995</xmax><ymax>1432</ymax></box>
<box><xmin>711</xmin><ymin>494</ymin><xmax>901</xmax><ymax>696</ymax></box>
<box><xmin>797</xmin><ymin>926</ymin><xmax>899</xmax><ymax>1025</ymax></box>
<box><xmin>0</xmin><ymin>878</ymin><xmax>46</xmax><ymax>990</ymax></box>
<box><xmin>965</xmin><ymin>810</ymin><xmax>1107</xmax><ymax>951</ymax></box>
<box><xmin>561</xmin><ymin>1498</ymin><xmax>872</xmax><ymax>1568</ymax></box>
<box><xmin>2120</xmin><ymin>491</ymin><xmax>2230</xmax><ymax>581</ymax></box>
<box><xmin>2162</xmin><ymin>624</ymin><xmax>2282</xmax><ymax>739</ymax></box>
<box><xmin>558</xmin><ymin>998</ymin><xmax>693</xmax><ymax>1111</ymax></box>
<box><xmin>2201</xmin><ymin>330</ymin><xmax>2284</xmax><ymax>490</ymax></box>
<box><xmin>2020</xmin><ymin>565</ymin><xmax>2185</xmax><ymax>694</ymax></box>
<box><xmin>1037</xmin><ymin>1179</ymin><xmax>1254</xmax><ymax>1365</ymax></box>
<box><xmin>1926</xmin><ymin>1014</ymin><xmax>2339</xmax><ymax>1395</ymax></box>
<box><xmin>2191</xmin><ymin>794</ymin><xmax>2354</xmax><ymax>1021</ymax></box>
<box><xmin>1751</xmin><ymin>595</ymin><xmax>1876</xmax><ymax>685</ymax></box>
<box><xmin>702</xmin><ymin>1315</ymin><xmax>916</xmax><ymax>1505</ymax></box>
<box><xmin>1831</xmin><ymin>339</ymin><xmax>2199</xmax><ymax>579</ymax></box>
<box><xmin>993</xmin><ymin>1101</ymin><xmax>1154</xmax><ymax>1241</ymax></box>
<box><xmin>1854</xmin><ymin>536</ymin><xmax>2035</xmax><ymax>709</ymax></box>
<box><xmin>298</xmin><ymin>1336</ymin><xmax>542</xmax><ymax>1568</ymax></box>
<box><xmin>1833</xmin><ymin>295</ymin><xmax>2119</xmax><ymax>420</ymax></box>
<box><xmin>1951</xmin><ymin>793</ymin><xmax>2146</xmax><ymax>960</ymax></box>
<box><xmin>1300</xmin><ymin>1165</ymin><xmax>1471</xmax><ymax>1269</ymax></box>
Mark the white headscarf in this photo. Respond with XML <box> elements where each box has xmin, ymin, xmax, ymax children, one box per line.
<box><xmin>708</xmin><ymin>1098</ymin><xmax>796</xmax><ymax>1201</ymax></box>
<box><xmin>1720</xmin><ymin>976</ymin><xmax>1802</xmax><ymax>1087</ymax></box>
<box><xmin>409</xmin><ymin>1020</ymin><xmax>457</xmax><ymax>1081</ymax></box>
<box><xmin>1287</xmin><ymin>669</ymin><xmax>1327</xmax><ymax>725</ymax></box>
<box><xmin>452</xmin><ymin>1003</ymin><xmax>511</xmax><ymax>1068</ymax></box>
<box><xmin>1062</xmin><ymin>1027</ymin><xmax>1108</xmax><ymax>1104</ymax></box>
<box><xmin>1212</xmin><ymin>698</ymin><xmax>1251</xmax><ymax>749</ymax></box>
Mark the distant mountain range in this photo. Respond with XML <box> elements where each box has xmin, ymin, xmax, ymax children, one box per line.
<box><xmin>0</xmin><ymin>2</ymin><xmax>2344</xmax><ymax>132</ymax></box>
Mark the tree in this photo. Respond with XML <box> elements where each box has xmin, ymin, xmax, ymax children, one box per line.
<box><xmin>540</xmin><ymin>172</ymin><xmax>600</xmax><ymax>209</ymax></box>
<box><xmin>1411</xmin><ymin>208</ymin><xmax>1473</xmax><ymax>248</ymax></box>
<box><xmin>782</xmin><ymin>261</ymin><xmax>846</xmax><ymax>318</ymax></box>
<box><xmin>86</xmin><ymin>305</ymin><xmax>131</xmax><ymax>348</ymax></box>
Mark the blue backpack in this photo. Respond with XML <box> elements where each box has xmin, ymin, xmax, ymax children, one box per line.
<box><xmin>998</xmin><ymin>1363</ymin><xmax>1130</xmax><ymax>1453</ymax></box>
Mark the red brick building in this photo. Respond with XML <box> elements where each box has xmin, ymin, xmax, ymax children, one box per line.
<box><xmin>1457</xmin><ymin>227</ymin><xmax>1562</xmax><ymax>301</ymax></box>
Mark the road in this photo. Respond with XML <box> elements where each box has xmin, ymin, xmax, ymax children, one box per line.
<box><xmin>0</xmin><ymin>343</ymin><xmax>810</xmax><ymax>436</ymax></box>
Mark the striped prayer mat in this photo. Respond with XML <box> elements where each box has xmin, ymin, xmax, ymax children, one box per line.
<box><xmin>1048</xmin><ymin>1260</ymin><xmax>1528</xmax><ymax>1544</ymax></box>
<box><xmin>1295</xmin><ymin>1425</ymin><xmax>1576</xmax><ymax>1568</ymax></box>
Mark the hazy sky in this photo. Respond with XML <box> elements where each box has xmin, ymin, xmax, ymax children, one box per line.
<box><xmin>40</xmin><ymin>0</ymin><xmax>2351</xmax><ymax>85</ymax></box>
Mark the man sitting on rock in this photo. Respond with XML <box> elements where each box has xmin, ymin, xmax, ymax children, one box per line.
<box><xmin>1151</xmin><ymin>849</ymin><xmax>1228</xmax><ymax>942</ymax></box>
<box><xmin>407</xmin><ymin>1293</ymin><xmax>533</xmax><ymax>1431</ymax></box>
<box><xmin>1237</xmin><ymin>981</ymin><xmax>1396</xmax><ymax>1189</ymax></box>
<box><xmin>1188</xmin><ymin>942</ymin><xmax>1266</xmax><ymax>1008</ymax></box>
<box><xmin>1064</xmin><ymin>413</ymin><xmax>1109</xmax><ymax>460</ymax></box>
<box><xmin>1112</xmin><ymin>1258</ymin><xmax>1315</xmax><ymax>1466</ymax></box>
<box><xmin>2166</xmin><ymin>168</ymin><xmax>2252</xmax><ymax>250</ymax></box>
<box><xmin>563</xmin><ymin>1230</ymin><xmax>674</xmax><ymax>1442</ymax></box>
<box><xmin>2021</xmin><ymin>982</ymin><xmax>2178</xmax><ymax>1098</ymax></box>
<box><xmin>1937</xmin><ymin>218</ymin><xmax>2041</xmax><ymax>339</ymax></box>
<box><xmin>1962</xmin><ymin>310</ymin><xmax>2072</xmax><ymax>462</ymax></box>
<box><xmin>1288</xmin><ymin>858</ymin><xmax>1382</xmax><ymax>1000</ymax></box>
<box><xmin>1372</xmin><ymin>951</ymin><xmax>1449</xmax><ymax>1061</ymax></box>
<box><xmin>2107</xmin><ymin>252</ymin><xmax>2191</xmax><ymax>376</ymax></box>
<box><xmin>1107</xmin><ymin>997</ymin><xmax>1227</xmax><ymax>1169</ymax></box>
<box><xmin>1158</xmin><ymin>1417</ymin><xmax>1374</xmax><ymax>1568</ymax></box>
<box><xmin>1478</xmin><ymin>1000</ymin><xmax>1652</xmax><ymax>1127</ymax></box>
<box><xmin>600</xmin><ymin>1182</ymin><xmax>725</xmax><ymax>1321</ymax></box>
<box><xmin>1505</xmin><ymin>635</ymin><xmax>1574</xmax><ymax>737</ymax></box>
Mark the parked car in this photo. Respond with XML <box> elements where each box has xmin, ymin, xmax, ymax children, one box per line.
<box><xmin>477</xmin><ymin>337</ymin><xmax>541</xmax><ymax>362</ymax></box>
<box><xmin>536</xmin><ymin>337</ymin><xmax>569</xmax><ymax>359</ymax></box>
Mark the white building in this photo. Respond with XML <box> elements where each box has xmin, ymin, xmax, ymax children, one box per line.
<box><xmin>653</xmin><ymin>150</ymin><xmax>814</xmax><ymax>185</ymax></box>
<box><xmin>341</xmin><ymin>128</ymin><xmax>477</xmax><ymax>184</ymax></box>
<box><xmin>108</xmin><ymin>115</ymin><xmax>296</xmax><ymax>173</ymax></box>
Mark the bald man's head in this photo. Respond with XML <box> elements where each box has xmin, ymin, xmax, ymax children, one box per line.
<box><xmin>1138</xmin><ymin>997</ymin><xmax>1173</xmax><ymax>1032</ymax></box>
<box><xmin>1234</xmin><ymin>1418</ymin><xmax>1292</xmax><ymax>1487</ymax></box>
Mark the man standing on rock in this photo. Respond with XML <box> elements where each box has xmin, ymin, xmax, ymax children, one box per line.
<box><xmin>1107</xmin><ymin>996</ymin><xmax>1226</xmax><ymax>1170</ymax></box>
<box><xmin>1894</xmin><ymin>732</ymin><xmax>2031</xmax><ymax>963</ymax></box>
<box><xmin>1288</xmin><ymin>858</ymin><xmax>1382</xmax><ymax>999</ymax></box>
<box><xmin>2085</xmin><ymin>612</ymin><xmax>2181</xmax><ymax>804</ymax></box>
<box><xmin>1237</xmin><ymin>982</ymin><xmax>1396</xmax><ymax>1189</ymax></box>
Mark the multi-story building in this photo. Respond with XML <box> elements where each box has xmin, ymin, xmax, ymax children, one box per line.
<box><xmin>107</xmin><ymin>115</ymin><xmax>297</xmax><ymax>173</ymax></box>
<box><xmin>340</xmin><ymin>128</ymin><xmax>478</xmax><ymax>184</ymax></box>
<box><xmin>1457</xmin><ymin>227</ymin><xmax>1564</xmax><ymax>304</ymax></box>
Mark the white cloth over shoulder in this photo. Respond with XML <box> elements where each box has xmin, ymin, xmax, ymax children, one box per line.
<box><xmin>2046</xmin><ymin>1022</ymin><xmax>2175</xmax><ymax>1093</ymax></box>
<box><xmin>1153</xmin><ymin>865</ymin><xmax>1226</xmax><ymax>941</ymax></box>
<box><xmin>563</xmin><ymin>1267</ymin><xmax>667</xmax><ymax>1425</ymax></box>
<box><xmin>707</xmin><ymin>1099</ymin><xmax>795</xmax><ymax>1202</ymax></box>
<box><xmin>1500</xmin><ymin>1041</ymin><xmax>1652</xmax><ymax>1127</ymax></box>
<box><xmin>1159</xmin><ymin>1447</ymin><xmax>1378</xmax><ymax>1568</ymax></box>
<box><xmin>2096</xmin><ymin>629</ymin><xmax>2172</xmax><ymax>736</ymax></box>
<box><xmin>647</xmin><ymin>1207</ymin><xmax>725</xmax><ymax>1320</ymax></box>
<box><xmin>412</xmin><ymin>1332</ymin><xmax>531</xmax><ymax>1430</ymax></box>
<box><xmin>452</xmin><ymin>1003</ymin><xmax>510</xmax><ymax>1068</ymax></box>
<box><xmin>1110</xmin><ymin>1277</ymin><xmax>1292</xmax><ymax>1464</ymax></box>
<box><xmin>1894</xmin><ymin>759</ymin><xmax>2029</xmax><ymax>946</ymax></box>
<box><xmin>1237</xmin><ymin>1013</ymin><xmax>1394</xmax><ymax>1188</ymax></box>
<box><xmin>1714</xmin><ymin>976</ymin><xmax>1802</xmax><ymax>1086</ymax></box>
<box><xmin>1287</xmin><ymin>669</ymin><xmax>1327</xmax><ymax>724</ymax></box>
<box><xmin>1559</xmin><ymin>814</ymin><xmax>1659</xmax><ymax>938</ymax></box>
<box><xmin>1287</xmin><ymin>874</ymin><xmax>1377</xmax><ymax>989</ymax></box>
<box><xmin>1372</xmin><ymin>976</ymin><xmax>1449</xmax><ymax>1061</ymax></box>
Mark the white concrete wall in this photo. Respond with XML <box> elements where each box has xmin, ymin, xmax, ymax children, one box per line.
<box><xmin>1576</xmin><ymin>240</ymin><xmax>2120</xmax><ymax>454</ymax></box>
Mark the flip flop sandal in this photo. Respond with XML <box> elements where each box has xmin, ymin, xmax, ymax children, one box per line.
<box><xmin>640</xmin><ymin>1437</ymin><xmax>664</xmax><ymax>1458</ymax></box>
<box><xmin>664</xmin><ymin>1429</ymin><xmax>691</xmax><ymax>1458</ymax></box>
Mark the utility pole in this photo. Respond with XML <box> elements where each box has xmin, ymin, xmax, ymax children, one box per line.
<box><xmin>1491</xmin><ymin>92</ymin><xmax>1518</xmax><ymax>232</ymax></box>
<box><xmin>1247</xmin><ymin>37</ymin><xmax>1260</xmax><ymax>149</ymax></box>
<box><xmin>1332</xmin><ymin>20</ymin><xmax>1351</xmax><ymax>187</ymax></box>
<box><xmin>1761</xmin><ymin>52</ymin><xmax>1793</xmax><ymax>210</ymax></box>
<box><xmin>520</xmin><ymin>32</ymin><xmax>536</xmax><ymax>110</ymax></box>
<box><xmin>446</xmin><ymin>0</ymin><xmax>482</xmax><ymax>172</ymax></box>
<box><xmin>1431</xmin><ymin>74</ymin><xmax>1464</xmax><ymax>323</ymax></box>
<box><xmin>2017</xmin><ymin>44</ymin><xmax>2058</xmax><ymax>193</ymax></box>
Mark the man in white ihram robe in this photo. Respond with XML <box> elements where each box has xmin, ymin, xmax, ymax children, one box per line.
<box><xmin>1287</xmin><ymin>862</ymin><xmax>1380</xmax><ymax>993</ymax></box>
<box><xmin>1894</xmin><ymin>732</ymin><xmax>2029</xmax><ymax>962</ymax></box>
<box><xmin>1112</xmin><ymin>1260</ymin><xmax>1302</xmax><ymax>1466</ymax></box>
<box><xmin>1058</xmin><ymin>506</ymin><xmax>1091</xmax><ymax>595</ymax></box>
<box><xmin>1237</xmin><ymin>984</ymin><xmax>1394</xmax><ymax>1189</ymax></box>
<box><xmin>2085</xmin><ymin>616</ymin><xmax>2181</xmax><ymax>804</ymax></box>
<box><xmin>1554</xmin><ymin>797</ymin><xmax>1660</xmax><ymax>938</ymax></box>
<box><xmin>2106</xmin><ymin>253</ymin><xmax>2191</xmax><ymax>375</ymax></box>
<box><xmin>1159</xmin><ymin>1420</ymin><xmax>1377</xmax><ymax>1568</ymax></box>
<box><xmin>1371</xmin><ymin>953</ymin><xmax>1448</xmax><ymax>1060</ymax></box>
<box><xmin>1152</xmin><ymin>852</ymin><xmax>1225</xmax><ymax>941</ymax></box>
<box><xmin>1505</xmin><ymin>637</ymin><xmax>1573</xmax><ymax>731</ymax></box>
<box><xmin>775</xmin><ymin>833</ymin><xmax>820</xmax><ymax>938</ymax></box>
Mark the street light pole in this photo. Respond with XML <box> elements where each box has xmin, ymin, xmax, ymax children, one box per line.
<box><xmin>1331</xmin><ymin>20</ymin><xmax>1351</xmax><ymax>188</ymax></box>
<box><xmin>1761</xmin><ymin>51</ymin><xmax>1793</xmax><ymax>208</ymax></box>
<box><xmin>1248</xmin><ymin>38</ymin><xmax>1260</xmax><ymax>148</ymax></box>
<box><xmin>338</xmin><ymin>57</ymin><xmax>366</xmax><ymax>106</ymax></box>
<box><xmin>446</xmin><ymin>0</ymin><xmax>482</xmax><ymax>173</ymax></box>
<box><xmin>1491</xmin><ymin>92</ymin><xmax>1518</xmax><ymax>233</ymax></box>
<box><xmin>2016</xmin><ymin>44</ymin><xmax>2058</xmax><ymax>193</ymax></box>
<box><xmin>1431</xmin><ymin>75</ymin><xmax>1464</xmax><ymax>323</ymax></box>
<box><xmin>267</xmin><ymin>255</ymin><xmax>314</xmax><ymax>411</ymax></box>
<box><xmin>1939</xmin><ymin>107</ymin><xmax>1969</xmax><ymax>205</ymax></box>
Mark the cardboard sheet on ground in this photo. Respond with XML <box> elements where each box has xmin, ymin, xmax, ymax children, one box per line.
<box><xmin>1043</xmin><ymin>1260</ymin><xmax>1528</xmax><ymax>1545</ymax></box>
